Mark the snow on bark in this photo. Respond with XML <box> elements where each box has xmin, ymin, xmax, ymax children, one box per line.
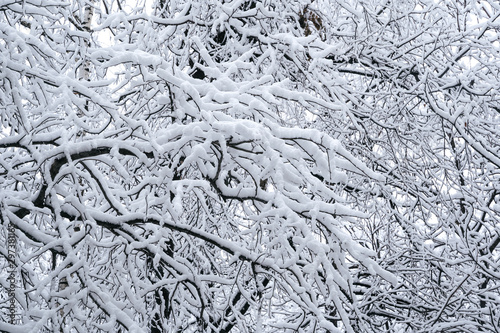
<box><xmin>1</xmin><ymin>0</ymin><xmax>499</xmax><ymax>332</ymax></box>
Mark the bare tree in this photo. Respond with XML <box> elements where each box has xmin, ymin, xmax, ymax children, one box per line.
<box><xmin>0</xmin><ymin>0</ymin><xmax>499</xmax><ymax>332</ymax></box>
<box><xmin>302</xmin><ymin>0</ymin><xmax>500</xmax><ymax>332</ymax></box>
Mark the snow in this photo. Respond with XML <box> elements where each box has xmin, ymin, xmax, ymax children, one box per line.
<box><xmin>2</xmin><ymin>0</ymin><xmax>499</xmax><ymax>331</ymax></box>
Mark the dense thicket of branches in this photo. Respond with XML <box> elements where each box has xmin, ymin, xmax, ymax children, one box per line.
<box><xmin>0</xmin><ymin>0</ymin><xmax>499</xmax><ymax>332</ymax></box>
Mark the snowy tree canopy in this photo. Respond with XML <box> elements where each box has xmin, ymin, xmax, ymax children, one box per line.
<box><xmin>0</xmin><ymin>0</ymin><xmax>499</xmax><ymax>332</ymax></box>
